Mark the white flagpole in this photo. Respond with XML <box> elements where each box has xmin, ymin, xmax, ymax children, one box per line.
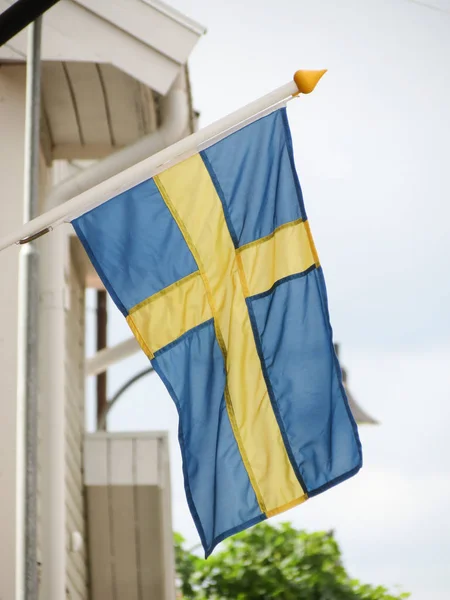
<box><xmin>0</xmin><ymin>70</ymin><xmax>326</xmax><ymax>252</ymax></box>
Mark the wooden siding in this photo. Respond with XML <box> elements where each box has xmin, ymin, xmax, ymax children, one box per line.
<box><xmin>65</xmin><ymin>254</ymin><xmax>89</xmax><ymax>599</ymax></box>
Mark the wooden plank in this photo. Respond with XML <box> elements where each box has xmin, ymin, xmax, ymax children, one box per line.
<box><xmin>98</xmin><ymin>65</ymin><xmax>143</xmax><ymax>147</ymax></box>
<box><xmin>135</xmin><ymin>439</ymin><xmax>159</xmax><ymax>486</ymax></box>
<box><xmin>86</xmin><ymin>486</ymin><xmax>114</xmax><ymax>600</ymax></box>
<box><xmin>110</xmin><ymin>486</ymin><xmax>139</xmax><ymax>600</ymax></box>
<box><xmin>52</xmin><ymin>142</ymin><xmax>120</xmax><ymax>160</ymax></box>
<box><xmin>42</xmin><ymin>62</ymin><xmax>80</xmax><ymax>145</ymax></box>
<box><xmin>65</xmin><ymin>254</ymin><xmax>88</xmax><ymax>597</ymax></box>
<box><xmin>135</xmin><ymin>486</ymin><xmax>164</xmax><ymax>599</ymax></box>
<box><xmin>64</xmin><ymin>62</ymin><xmax>112</xmax><ymax>146</ymax></box>
<box><xmin>109</xmin><ymin>439</ymin><xmax>133</xmax><ymax>486</ymax></box>
<box><xmin>84</xmin><ymin>438</ymin><xmax>108</xmax><ymax>486</ymax></box>
<box><xmin>159</xmin><ymin>436</ymin><xmax>176</xmax><ymax>599</ymax></box>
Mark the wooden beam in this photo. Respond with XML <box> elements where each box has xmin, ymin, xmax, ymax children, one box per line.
<box><xmin>52</xmin><ymin>142</ymin><xmax>119</xmax><ymax>160</ymax></box>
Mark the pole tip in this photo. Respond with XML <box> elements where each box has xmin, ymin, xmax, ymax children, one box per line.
<box><xmin>293</xmin><ymin>69</ymin><xmax>327</xmax><ymax>95</ymax></box>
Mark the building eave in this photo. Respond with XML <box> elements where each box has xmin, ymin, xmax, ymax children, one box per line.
<box><xmin>0</xmin><ymin>0</ymin><xmax>205</xmax><ymax>95</ymax></box>
<box><xmin>142</xmin><ymin>0</ymin><xmax>207</xmax><ymax>36</ymax></box>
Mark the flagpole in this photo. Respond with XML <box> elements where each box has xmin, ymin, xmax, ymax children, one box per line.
<box><xmin>0</xmin><ymin>70</ymin><xmax>326</xmax><ymax>252</ymax></box>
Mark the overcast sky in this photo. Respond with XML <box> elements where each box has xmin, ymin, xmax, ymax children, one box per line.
<box><xmin>86</xmin><ymin>1</ymin><xmax>450</xmax><ymax>598</ymax></box>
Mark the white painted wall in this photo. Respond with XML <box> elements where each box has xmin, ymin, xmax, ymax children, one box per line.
<box><xmin>0</xmin><ymin>64</ymin><xmax>26</xmax><ymax>600</ymax></box>
<box><xmin>0</xmin><ymin>65</ymin><xmax>89</xmax><ymax>599</ymax></box>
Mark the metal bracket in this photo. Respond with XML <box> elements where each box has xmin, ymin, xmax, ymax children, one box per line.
<box><xmin>18</xmin><ymin>226</ymin><xmax>52</xmax><ymax>244</ymax></box>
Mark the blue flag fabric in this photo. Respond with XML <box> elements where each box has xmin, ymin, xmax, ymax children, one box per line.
<box><xmin>73</xmin><ymin>108</ymin><xmax>362</xmax><ymax>556</ymax></box>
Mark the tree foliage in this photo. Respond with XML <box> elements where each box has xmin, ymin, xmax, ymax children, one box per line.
<box><xmin>174</xmin><ymin>523</ymin><xmax>409</xmax><ymax>600</ymax></box>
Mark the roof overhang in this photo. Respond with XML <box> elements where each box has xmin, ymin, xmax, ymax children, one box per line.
<box><xmin>0</xmin><ymin>0</ymin><xmax>205</xmax><ymax>95</ymax></box>
<box><xmin>0</xmin><ymin>0</ymin><xmax>204</xmax><ymax>162</ymax></box>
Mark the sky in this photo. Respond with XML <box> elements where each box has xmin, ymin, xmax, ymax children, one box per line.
<box><xmin>85</xmin><ymin>1</ymin><xmax>450</xmax><ymax>598</ymax></box>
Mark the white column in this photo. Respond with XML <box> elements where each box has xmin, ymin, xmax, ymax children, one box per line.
<box><xmin>38</xmin><ymin>172</ymin><xmax>71</xmax><ymax>598</ymax></box>
<box><xmin>38</xmin><ymin>224</ymin><xmax>69</xmax><ymax>599</ymax></box>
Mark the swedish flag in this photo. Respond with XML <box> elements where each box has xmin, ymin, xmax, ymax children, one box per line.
<box><xmin>73</xmin><ymin>108</ymin><xmax>362</xmax><ymax>556</ymax></box>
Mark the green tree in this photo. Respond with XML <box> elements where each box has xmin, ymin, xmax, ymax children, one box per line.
<box><xmin>174</xmin><ymin>523</ymin><xmax>409</xmax><ymax>600</ymax></box>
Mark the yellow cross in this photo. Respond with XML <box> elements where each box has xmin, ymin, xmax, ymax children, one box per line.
<box><xmin>127</xmin><ymin>153</ymin><xmax>319</xmax><ymax>516</ymax></box>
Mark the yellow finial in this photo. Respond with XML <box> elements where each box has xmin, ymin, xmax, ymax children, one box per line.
<box><xmin>293</xmin><ymin>70</ymin><xmax>327</xmax><ymax>95</ymax></box>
